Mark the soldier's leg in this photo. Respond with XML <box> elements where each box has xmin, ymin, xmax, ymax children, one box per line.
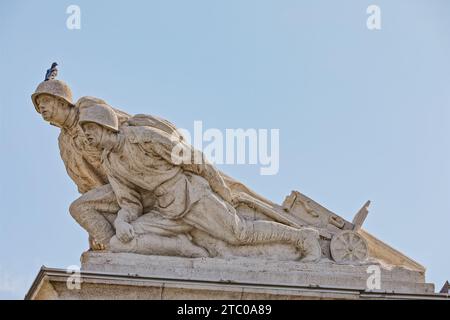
<box><xmin>132</xmin><ymin>210</ymin><xmax>193</xmax><ymax>237</ymax></box>
<box><xmin>110</xmin><ymin>211</ymin><xmax>209</xmax><ymax>258</ymax></box>
<box><xmin>184</xmin><ymin>193</ymin><xmax>321</xmax><ymax>261</ymax></box>
<box><xmin>110</xmin><ymin>233</ymin><xmax>208</xmax><ymax>258</ymax></box>
<box><xmin>69</xmin><ymin>184</ymin><xmax>119</xmax><ymax>247</ymax></box>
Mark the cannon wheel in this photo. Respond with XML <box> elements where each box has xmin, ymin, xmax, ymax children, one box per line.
<box><xmin>330</xmin><ymin>230</ymin><xmax>368</xmax><ymax>264</ymax></box>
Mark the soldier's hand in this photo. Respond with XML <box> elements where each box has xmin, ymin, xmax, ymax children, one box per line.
<box><xmin>89</xmin><ymin>237</ymin><xmax>106</xmax><ymax>251</ymax></box>
<box><xmin>230</xmin><ymin>192</ymin><xmax>246</xmax><ymax>206</ymax></box>
<box><xmin>115</xmin><ymin>220</ymin><xmax>135</xmax><ymax>243</ymax></box>
<box><xmin>220</xmin><ymin>186</ymin><xmax>233</xmax><ymax>204</ymax></box>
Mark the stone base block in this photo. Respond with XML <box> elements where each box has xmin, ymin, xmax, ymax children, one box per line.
<box><xmin>26</xmin><ymin>252</ymin><xmax>448</xmax><ymax>300</ymax></box>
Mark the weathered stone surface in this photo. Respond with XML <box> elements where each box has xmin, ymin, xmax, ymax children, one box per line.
<box><xmin>80</xmin><ymin>252</ymin><xmax>434</xmax><ymax>295</ymax></box>
<box><xmin>26</xmin><ymin>253</ymin><xmax>447</xmax><ymax>300</ymax></box>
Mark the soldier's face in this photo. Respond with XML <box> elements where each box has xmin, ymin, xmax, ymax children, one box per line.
<box><xmin>37</xmin><ymin>94</ymin><xmax>58</xmax><ymax>122</ymax></box>
<box><xmin>81</xmin><ymin>122</ymin><xmax>104</xmax><ymax>148</ymax></box>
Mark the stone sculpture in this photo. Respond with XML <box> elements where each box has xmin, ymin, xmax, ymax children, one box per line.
<box><xmin>30</xmin><ymin>73</ymin><xmax>400</xmax><ymax>266</ymax></box>
<box><xmin>27</xmin><ymin>68</ymin><xmax>443</xmax><ymax>300</ymax></box>
<box><xmin>78</xmin><ymin>104</ymin><xmax>322</xmax><ymax>261</ymax></box>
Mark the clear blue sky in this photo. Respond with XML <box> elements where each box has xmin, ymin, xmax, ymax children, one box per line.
<box><xmin>0</xmin><ymin>0</ymin><xmax>449</xmax><ymax>299</ymax></box>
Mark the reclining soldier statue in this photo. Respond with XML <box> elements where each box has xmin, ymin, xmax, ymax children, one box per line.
<box><xmin>77</xmin><ymin>103</ymin><xmax>322</xmax><ymax>262</ymax></box>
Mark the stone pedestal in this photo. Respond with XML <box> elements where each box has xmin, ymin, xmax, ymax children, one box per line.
<box><xmin>26</xmin><ymin>252</ymin><xmax>449</xmax><ymax>300</ymax></box>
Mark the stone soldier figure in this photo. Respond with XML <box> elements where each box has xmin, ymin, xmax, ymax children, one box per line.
<box><xmin>78</xmin><ymin>103</ymin><xmax>323</xmax><ymax>262</ymax></box>
<box><xmin>31</xmin><ymin>79</ymin><xmax>208</xmax><ymax>257</ymax></box>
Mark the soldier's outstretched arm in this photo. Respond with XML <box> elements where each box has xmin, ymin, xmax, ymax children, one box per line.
<box><xmin>108</xmin><ymin>175</ymin><xmax>144</xmax><ymax>242</ymax></box>
<box><xmin>109</xmin><ymin>175</ymin><xmax>143</xmax><ymax>222</ymax></box>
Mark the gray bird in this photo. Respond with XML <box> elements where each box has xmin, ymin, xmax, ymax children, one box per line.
<box><xmin>45</xmin><ymin>62</ymin><xmax>58</xmax><ymax>81</ymax></box>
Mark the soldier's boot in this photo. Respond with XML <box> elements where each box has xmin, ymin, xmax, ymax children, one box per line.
<box><xmin>296</xmin><ymin>228</ymin><xmax>322</xmax><ymax>262</ymax></box>
<box><xmin>233</xmin><ymin>219</ymin><xmax>322</xmax><ymax>262</ymax></box>
<box><xmin>69</xmin><ymin>203</ymin><xmax>115</xmax><ymax>250</ymax></box>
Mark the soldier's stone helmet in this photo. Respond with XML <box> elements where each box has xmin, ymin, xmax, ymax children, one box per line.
<box><xmin>79</xmin><ymin>103</ymin><xmax>119</xmax><ymax>132</ymax></box>
<box><xmin>31</xmin><ymin>80</ymin><xmax>74</xmax><ymax>113</ymax></box>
